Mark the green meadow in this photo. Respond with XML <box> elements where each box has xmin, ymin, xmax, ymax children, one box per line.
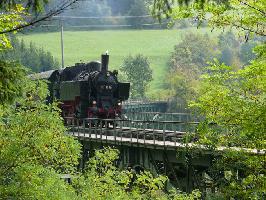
<box><xmin>19</xmin><ymin>28</ymin><xmax>219</xmax><ymax>92</ymax></box>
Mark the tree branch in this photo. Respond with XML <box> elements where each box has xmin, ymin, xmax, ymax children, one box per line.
<box><xmin>212</xmin><ymin>19</ymin><xmax>266</xmax><ymax>36</ymax></box>
<box><xmin>232</xmin><ymin>22</ymin><xmax>266</xmax><ymax>36</ymax></box>
<box><xmin>239</xmin><ymin>0</ymin><xmax>266</xmax><ymax>17</ymax></box>
<box><xmin>0</xmin><ymin>0</ymin><xmax>79</xmax><ymax>34</ymax></box>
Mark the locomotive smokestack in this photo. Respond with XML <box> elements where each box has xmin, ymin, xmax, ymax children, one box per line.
<box><xmin>101</xmin><ymin>52</ymin><xmax>109</xmax><ymax>74</ymax></box>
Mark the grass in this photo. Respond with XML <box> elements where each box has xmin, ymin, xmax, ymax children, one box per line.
<box><xmin>19</xmin><ymin>28</ymin><xmax>220</xmax><ymax>93</ymax></box>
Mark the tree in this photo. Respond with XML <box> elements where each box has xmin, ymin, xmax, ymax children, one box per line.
<box><xmin>1</xmin><ymin>164</ymin><xmax>78</xmax><ymax>199</ymax></box>
<box><xmin>0</xmin><ymin>79</ymin><xmax>81</xmax><ymax>199</ymax></box>
<box><xmin>239</xmin><ymin>41</ymin><xmax>257</xmax><ymax>65</ymax></box>
<box><xmin>0</xmin><ymin>0</ymin><xmax>80</xmax><ymax>34</ymax></box>
<box><xmin>0</xmin><ymin>60</ymin><xmax>26</xmax><ymax>105</ymax></box>
<box><xmin>169</xmin><ymin>33</ymin><xmax>218</xmax><ymax>73</ymax></box>
<box><xmin>218</xmin><ymin>31</ymin><xmax>239</xmax><ymax>66</ymax></box>
<box><xmin>0</xmin><ymin>2</ymin><xmax>44</xmax><ymax>104</ymax></box>
<box><xmin>217</xmin><ymin>31</ymin><xmax>257</xmax><ymax>67</ymax></box>
<box><xmin>165</xmin><ymin>33</ymin><xmax>218</xmax><ymax>107</ymax></box>
<box><xmin>0</xmin><ymin>2</ymin><xmax>81</xmax><ymax>199</ymax></box>
<box><xmin>192</xmin><ymin>55</ymin><xmax>265</xmax><ymax>149</ymax></box>
<box><xmin>152</xmin><ymin>0</ymin><xmax>266</xmax><ymax>37</ymax></box>
<box><xmin>152</xmin><ymin>0</ymin><xmax>266</xmax><ymax>198</ymax></box>
<box><xmin>0</xmin><ymin>0</ymin><xmax>52</xmax><ymax>12</ymax></box>
<box><xmin>120</xmin><ymin>54</ymin><xmax>153</xmax><ymax>99</ymax></box>
<box><xmin>190</xmin><ymin>46</ymin><xmax>265</xmax><ymax>198</ymax></box>
<box><xmin>0</xmin><ymin>4</ymin><xmax>26</xmax><ymax>50</ymax></box>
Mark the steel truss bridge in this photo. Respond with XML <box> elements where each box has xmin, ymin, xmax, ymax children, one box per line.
<box><xmin>66</xmin><ymin>113</ymin><xmax>199</xmax><ymax>148</ymax></box>
<box><xmin>122</xmin><ymin>100</ymin><xmax>169</xmax><ymax>113</ymax></box>
<box><xmin>65</xmin><ymin>109</ymin><xmax>210</xmax><ymax>192</ymax></box>
<box><xmin>65</xmin><ymin>101</ymin><xmax>264</xmax><ymax>193</ymax></box>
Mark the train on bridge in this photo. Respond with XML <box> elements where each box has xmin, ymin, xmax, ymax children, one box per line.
<box><xmin>30</xmin><ymin>53</ymin><xmax>130</xmax><ymax>120</ymax></box>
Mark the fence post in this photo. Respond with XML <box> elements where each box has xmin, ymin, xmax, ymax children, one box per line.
<box><xmin>100</xmin><ymin>119</ymin><xmax>103</xmax><ymax>140</ymax></box>
<box><xmin>89</xmin><ymin>118</ymin><xmax>92</xmax><ymax>139</ymax></box>
<box><xmin>163</xmin><ymin>122</ymin><xmax>166</xmax><ymax>147</ymax></box>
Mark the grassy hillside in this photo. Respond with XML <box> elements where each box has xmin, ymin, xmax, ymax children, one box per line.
<box><xmin>19</xmin><ymin>28</ymin><xmax>218</xmax><ymax>93</ymax></box>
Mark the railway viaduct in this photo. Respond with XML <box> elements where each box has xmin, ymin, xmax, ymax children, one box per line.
<box><xmin>65</xmin><ymin>100</ymin><xmax>264</xmax><ymax>192</ymax></box>
<box><xmin>65</xmin><ymin>100</ymin><xmax>212</xmax><ymax>192</ymax></box>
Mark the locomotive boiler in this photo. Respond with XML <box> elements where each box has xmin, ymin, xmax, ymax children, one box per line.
<box><xmin>31</xmin><ymin>54</ymin><xmax>130</xmax><ymax>119</ymax></box>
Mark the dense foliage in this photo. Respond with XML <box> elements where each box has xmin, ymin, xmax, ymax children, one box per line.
<box><xmin>1</xmin><ymin>0</ymin><xmax>265</xmax><ymax>199</ymax></box>
<box><xmin>152</xmin><ymin>0</ymin><xmax>265</xmax><ymax>37</ymax></box>
<box><xmin>193</xmin><ymin>51</ymin><xmax>265</xmax><ymax>149</ymax></box>
<box><xmin>163</xmin><ymin>31</ymin><xmax>259</xmax><ymax>109</ymax></box>
<box><xmin>0</xmin><ymin>37</ymin><xmax>59</xmax><ymax>72</ymax></box>
<box><xmin>0</xmin><ymin>0</ymin><xmax>50</xmax><ymax>12</ymax></box>
<box><xmin>218</xmin><ymin>31</ymin><xmax>259</xmax><ymax>67</ymax></box>
<box><xmin>190</xmin><ymin>44</ymin><xmax>266</xmax><ymax>199</ymax></box>
<box><xmin>72</xmin><ymin>147</ymin><xmax>201</xmax><ymax>200</ymax></box>
<box><xmin>166</xmin><ymin>33</ymin><xmax>218</xmax><ymax>105</ymax></box>
<box><xmin>120</xmin><ymin>54</ymin><xmax>153</xmax><ymax>99</ymax></box>
<box><xmin>0</xmin><ymin>4</ymin><xmax>26</xmax><ymax>49</ymax></box>
<box><xmin>153</xmin><ymin>0</ymin><xmax>266</xmax><ymax>198</ymax></box>
<box><xmin>0</xmin><ymin>60</ymin><xmax>26</xmax><ymax>105</ymax></box>
<box><xmin>0</xmin><ymin>80</ymin><xmax>81</xmax><ymax>199</ymax></box>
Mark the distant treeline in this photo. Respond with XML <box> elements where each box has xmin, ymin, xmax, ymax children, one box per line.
<box><xmin>0</xmin><ymin>37</ymin><xmax>59</xmax><ymax>73</ymax></box>
<box><xmin>28</xmin><ymin>0</ymin><xmax>177</xmax><ymax>32</ymax></box>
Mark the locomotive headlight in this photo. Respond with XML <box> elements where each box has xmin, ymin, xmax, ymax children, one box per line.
<box><xmin>118</xmin><ymin>102</ymin><xmax>121</xmax><ymax>106</ymax></box>
<box><xmin>93</xmin><ymin>101</ymin><xmax>97</xmax><ymax>105</ymax></box>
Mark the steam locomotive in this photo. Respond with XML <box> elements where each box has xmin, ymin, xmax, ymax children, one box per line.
<box><xmin>31</xmin><ymin>54</ymin><xmax>130</xmax><ymax>119</ymax></box>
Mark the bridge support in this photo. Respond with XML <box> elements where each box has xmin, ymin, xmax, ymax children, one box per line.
<box><xmin>78</xmin><ymin>140</ymin><xmax>212</xmax><ymax>192</ymax></box>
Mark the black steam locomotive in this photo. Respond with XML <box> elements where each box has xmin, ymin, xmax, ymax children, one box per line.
<box><xmin>31</xmin><ymin>54</ymin><xmax>130</xmax><ymax>119</ymax></box>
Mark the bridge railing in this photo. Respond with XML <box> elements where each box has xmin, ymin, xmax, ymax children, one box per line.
<box><xmin>64</xmin><ymin>117</ymin><xmax>200</xmax><ymax>146</ymax></box>
<box><xmin>122</xmin><ymin>99</ymin><xmax>169</xmax><ymax>105</ymax></box>
<box><xmin>122</xmin><ymin>100</ymin><xmax>169</xmax><ymax>113</ymax></box>
<box><xmin>64</xmin><ymin>117</ymin><xmax>265</xmax><ymax>154</ymax></box>
<box><xmin>121</xmin><ymin>112</ymin><xmax>201</xmax><ymax>132</ymax></box>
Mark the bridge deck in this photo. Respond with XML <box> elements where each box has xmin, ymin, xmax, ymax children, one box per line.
<box><xmin>65</xmin><ymin>118</ymin><xmax>264</xmax><ymax>155</ymax></box>
<box><xmin>69</xmin><ymin>130</ymin><xmax>265</xmax><ymax>155</ymax></box>
<box><xmin>69</xmin><ymin>129</ymin><xmax>187</xmax><ymax>150</ymax></box>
